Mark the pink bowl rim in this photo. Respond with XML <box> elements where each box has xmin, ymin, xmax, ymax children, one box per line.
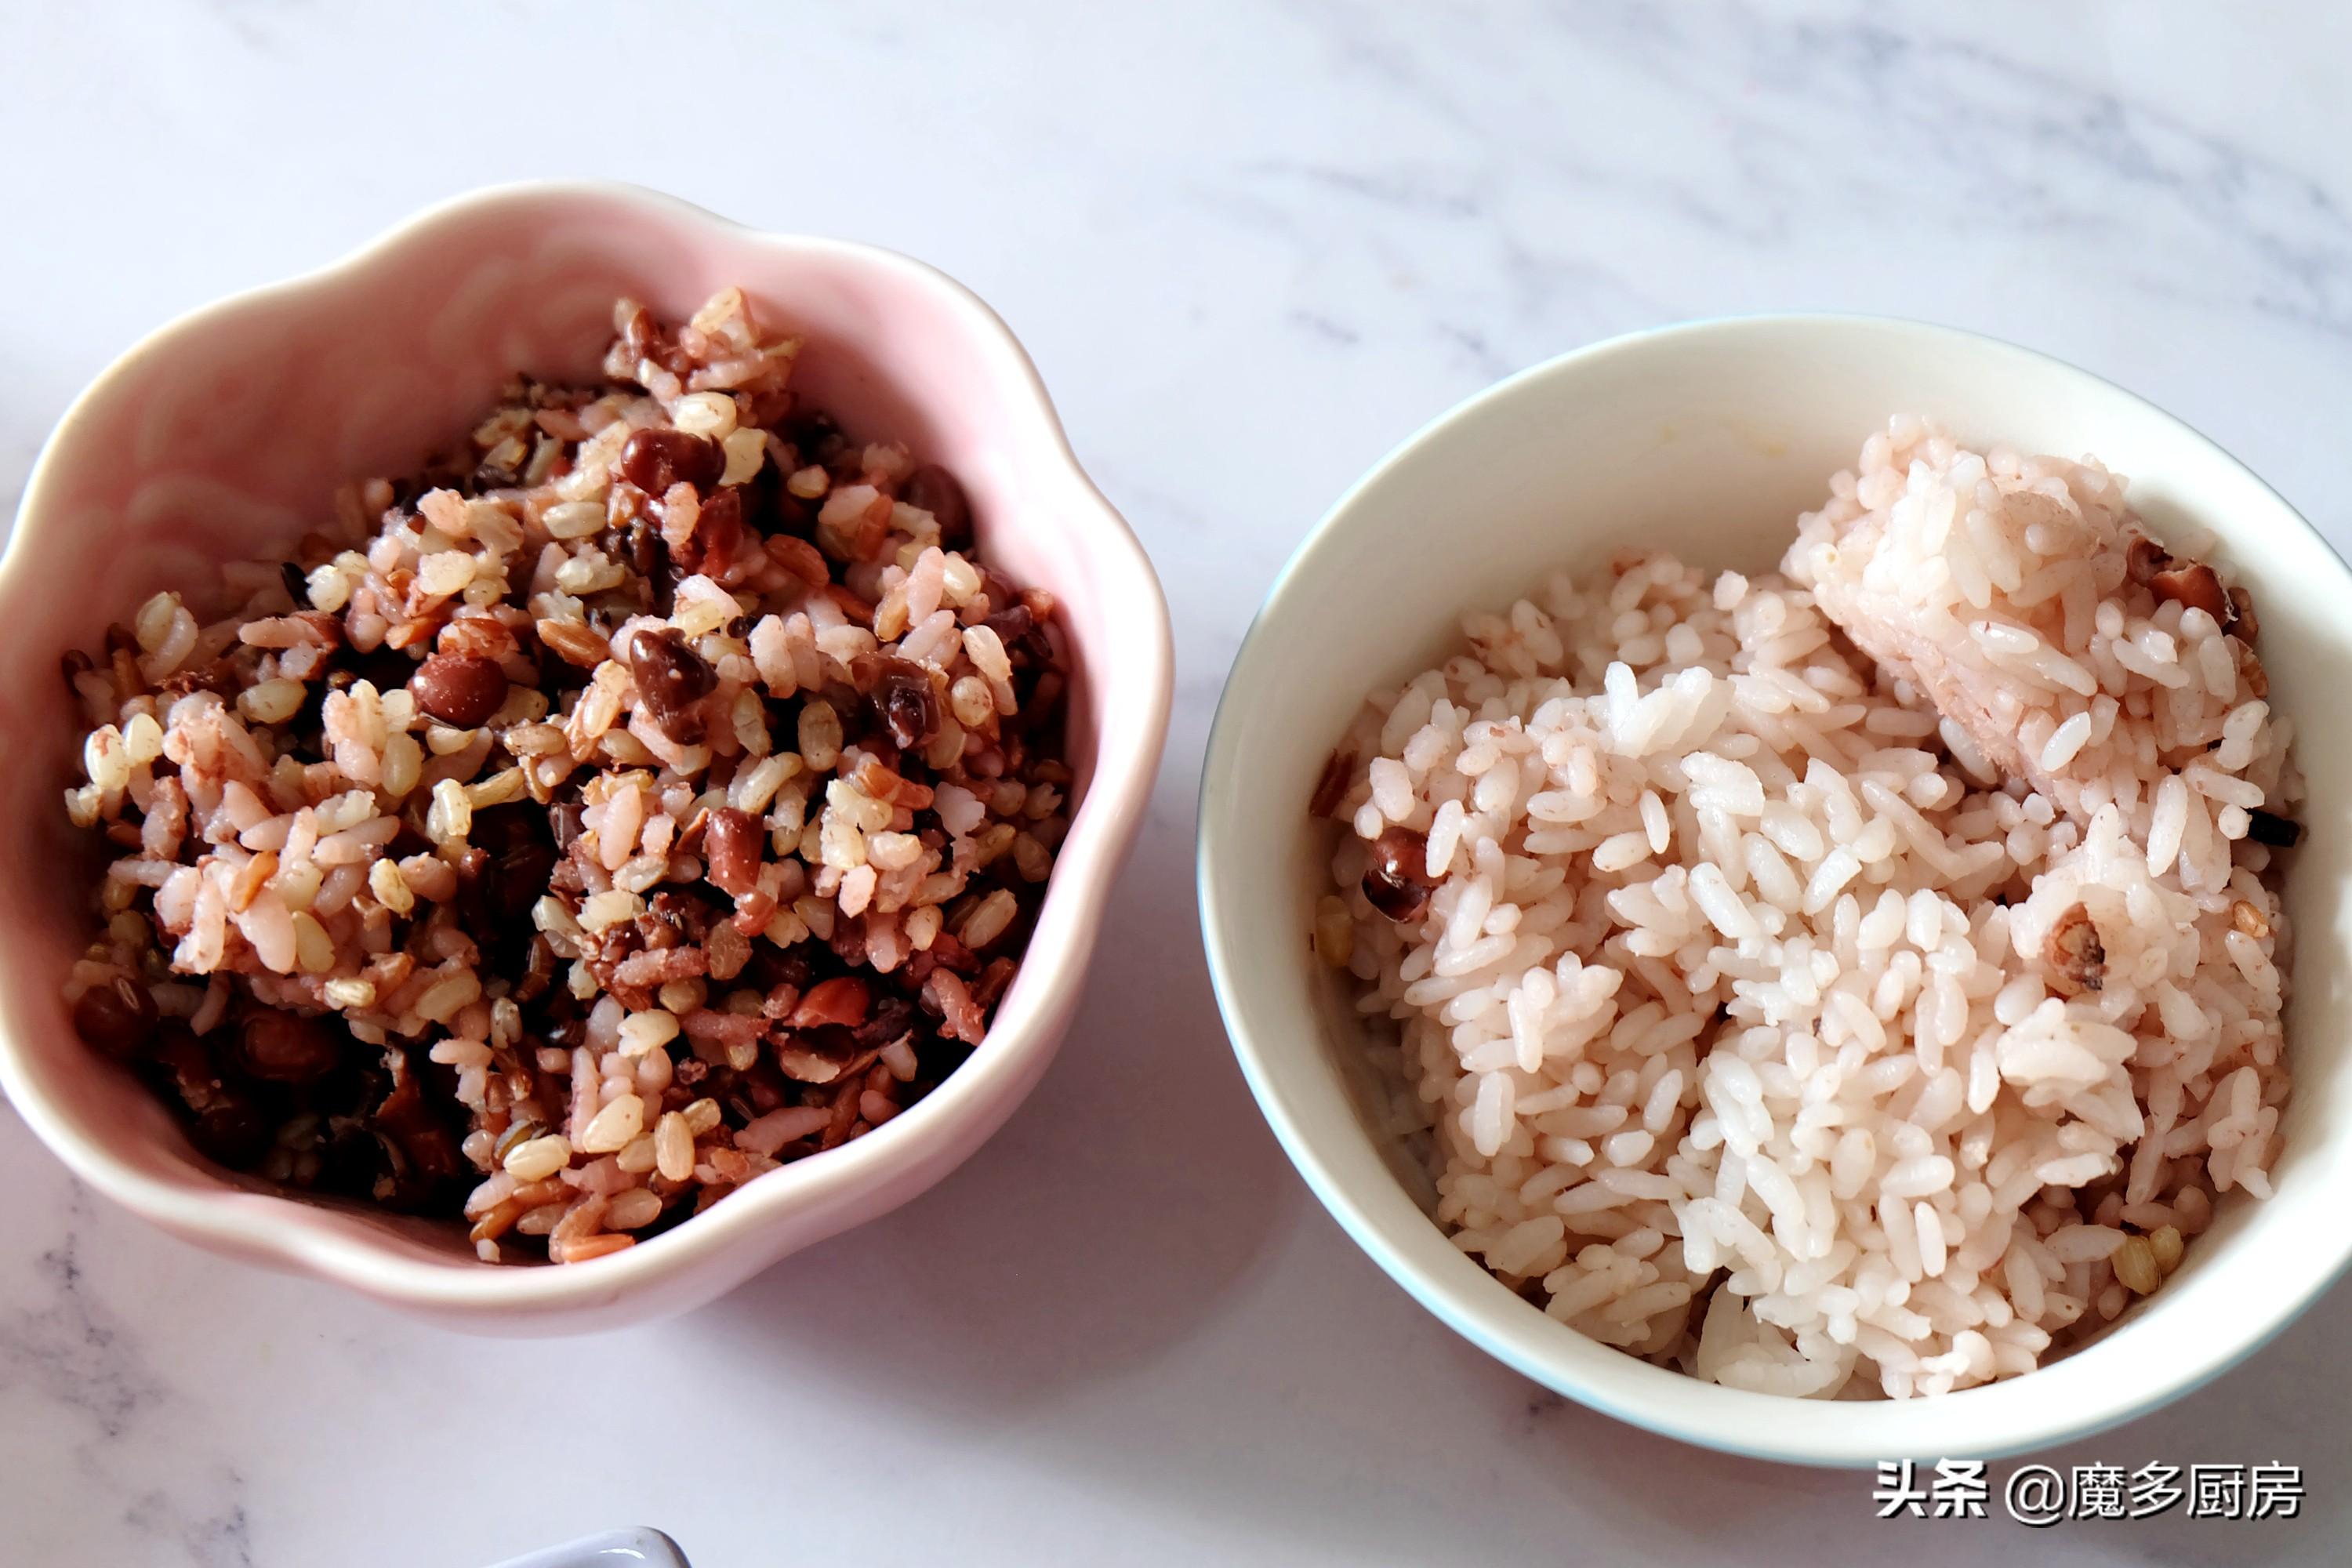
<box><xmin>0</xmin><ymin>179</ymin><xmax>1174</xmax><ymax>1315</ymax></box>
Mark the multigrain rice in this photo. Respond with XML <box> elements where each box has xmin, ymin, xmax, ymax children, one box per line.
<box><xmin>62</xmin><ymin>288</ymin><xmax>1069</xmax><ymax>1262</ymax></box>
<box><xmin>1319</xmin><ymin>418</ymin><xmax>2298</xmax><ymax>1398</ymax></box>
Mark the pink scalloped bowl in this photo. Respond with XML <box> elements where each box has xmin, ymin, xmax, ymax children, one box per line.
<box><xmin>0</xmin><ymin>182</ymin><xmax>1171</xmax><ymax>1333</ymax></box>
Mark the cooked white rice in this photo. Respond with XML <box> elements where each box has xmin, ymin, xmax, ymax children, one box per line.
<box><xmin>1318</xmin><ymin>417</ymin><xmax>2298</xmax><ymax>1399</ymax></box>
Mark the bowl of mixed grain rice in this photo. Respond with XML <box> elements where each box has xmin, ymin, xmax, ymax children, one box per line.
<box><xmin>1200</xmin><ymin>315</ymin><xmax>2352</xmax><ymax>1462</ymax></box>
<box><xmin>0</xmin><ymin>183</ymin><xmax>1171</xmax><ymax>1332</ymax></box>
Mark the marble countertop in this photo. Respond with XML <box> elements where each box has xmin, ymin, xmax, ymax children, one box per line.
<box><xmin>5</xmin><ymin>3</ymin><xmax>2349</xmax><ymax>1563</ymax></box>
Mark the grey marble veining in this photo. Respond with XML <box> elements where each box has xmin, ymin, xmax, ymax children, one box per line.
<box><xmin>0</xmin><ymin>1125</ymin><xmax>255</xmax><ymax>1566</ymax></box>
<box><xmin>2</xmin><ymin>2</ymin><xmax>2347</xmax><ymax>1564</ymax></box>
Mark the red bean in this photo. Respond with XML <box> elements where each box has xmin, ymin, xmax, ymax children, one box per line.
<box><xmin>704</xmin><ymin>807</ymin><xmax>764</xmax><ymax>897</ymax></box>
<box><xmin>675</xmin><ymin>485</ymin><xmax>744</xmax><ymax>577</ymax></box>
<box><xmin>728</xmin><ymin>889</ymin><xmax>779</xmax><ymax>936</ymax></box>
<box><xmin>368</xmin><ymin>1047</ymin><xmax>465</xmax><ymax>1196</ymax></box>
<box><xmin>623</xmin><ymin>515</ymin><xmax>664</xmax><ymax>578</ymax></box>
<box><xmin>470</xmin><ymin>803</ymin><xmax>557</xmax><ymax>924</ymax></box>
<box><xmin>2125</xmin><ymin>534</ymin><xmax>2174</xmax><ymax>584</ymax></box>
<box><xmin>2149</xmin><ymin>562</ymin><xmax>2227</xmax><ymax>621</ymax></box>
<box><xmin>410</xmin><ymin>651</ymin><xmax>509</xmax><ymax>728</ymax></box>
<box><xmin>902</xmin><ymin>463</ymin><xmax>971</xmax><ymax>547</ymax></box>
<box><xmin>982</xmin><ymin>600</ymin><xmax>1053</xmax><ymax>669</ymax></box>
<box><xmin>852</xmin><ymin>995</ymin><xmax>918</xmax><ymax>1051</ymax></box>
<box><xmin>765</xmin><ymin>535</ymin><xmax>830</xmax><ymax>587</ymax></box>
<box><xmin>619</xmin><ymin>428</ymin><xmax>723</xmax><ymax>495</ymax></box>
<box><xmin>72</xmin><ymin>975</ymin><xmax>158</xmax><ymax>1060</ymax></box>
<box><xmin>236</xmin><ymin>1011</ymin><xmax>343</xmax><ymax>1083</ymax></box>
<box><xmin>1308</xmin><ymin>748</ymin><xmax>1355</xmax><ymax>818</ymax></box>
<box><xmin>619</xmin><ymin>307</ymin><xmax>696</xmax><ymax>377</ymax></box>
<box><xmin>789</xmin><ymin>976</ymin><xmax>872</xmax><ymax>1028</ymax></box>
<box><xmin>190</xmin><ymin>1099</ymin><xmax>274</xmax><ymax>1168</ymax></box>
<box><xmin>625</xmin><ymin>627</ymin><xmax>716</xmax><ymax>744</ymax></box>
<box><xmin>2043</xmin><ymin>904</ymin><xmax>2105</xmax><ymax>993</ymax></box>
<box><xmin>434</xmin><ymin>615</ymin><xmax>515</xmax><ymax>662</ymax></box>
<box><xmin>150</xmin><ymin>1025</ymin><xmax>272</xmax><ymax>1168</ymax></box>
<box><xmin>971</xmin><ymin>956</ymin><xmax>1017</xmax><ymax>1011</ymax></box>
<box><xmin>871</xmin><ymin>655</ymin><xmax>942</xmax><ymax>750</ymax></box>
<box><xmin>2225</xmin><ymin>586</ymin><xmax>2258</xmax><ymax>640</ymax></box>
<box><xmin>774</xmin><ymin>1028</ymin><xmax>862</xmax><ymax>1084</ymax></box>
<box><xmin>1362</xmin><ymin>826</ymin><xmax>1439</xmax><ymax>923</ymax></box>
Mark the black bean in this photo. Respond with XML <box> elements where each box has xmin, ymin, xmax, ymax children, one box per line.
<box><xmin>2247</xmin><ymin>809</ymin><xmax>2303</xmax><ymax>848</ymax></box>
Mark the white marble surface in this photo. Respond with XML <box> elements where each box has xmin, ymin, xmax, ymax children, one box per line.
<box><xmin>5</xmin><ymin>2</ymin><xmax>2350</xmax><ymax>1563</ymax></box>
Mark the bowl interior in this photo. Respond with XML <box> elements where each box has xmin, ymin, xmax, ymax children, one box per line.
<box><xmin>1202</xmin><ymin>314</ymin><xmax>2352</xmax><ymax>1462</ymax></box>
<box><xmin>0</xmin><ymin>187</ymin><xmax>1149</xmax><ymax>1283</ymax></box>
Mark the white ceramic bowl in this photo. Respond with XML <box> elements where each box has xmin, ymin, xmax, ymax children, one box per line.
<box><xmin>0</xmin><ymin>182</ymin><xmax>1172</xmax><ymax>1333</ymax></box>
<box><xmin>1198</xmin><ymin>315</ymin><xmax>2350</xmax><ymax>1465</ymax></box>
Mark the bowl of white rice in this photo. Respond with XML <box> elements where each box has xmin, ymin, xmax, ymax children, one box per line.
<box><xmin>1197</xmin><ymin>315</ymin><xmax>2349</xmax><ymax>1463</ymax></box>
